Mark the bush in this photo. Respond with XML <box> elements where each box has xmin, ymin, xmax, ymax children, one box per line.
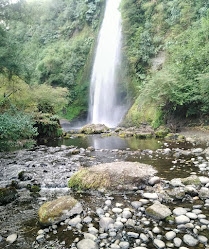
<box><xmin>0</xmin><ymin>108</ymin><xmax>38</xmax><ymax>151</ymax></box>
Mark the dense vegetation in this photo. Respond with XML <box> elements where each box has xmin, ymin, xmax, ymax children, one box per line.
<box><xmin>0</xmin><ymin>0</ymin><xmax>104</xmax><ymax>150</ymax></box>
<box><xmin>121</xmin><ymin>0</ymin><xmax>209</xmax><ymax>128</ymax></box>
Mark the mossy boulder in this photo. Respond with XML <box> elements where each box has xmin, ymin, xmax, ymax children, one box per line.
<box><xmin>155</xmin><ymin>127</ymin><xmax>170</xmax><ymax>138</ymax></box>
<box><xmin>80</xmin><ymin>123</ymin><xmax>110</xmax><ymax>134</ymax></box>
<box><xmin>145</xmin><ymin>202</ymin><xmax>172</xmax><ymax>220</ymax></box>
<box><xmin>0</xmin><ymin>187</ymin><xmax>18</xmax><ymax>205</ymax></box>
<box><xmin>181</xmin><ymin>175</ymin><xmax>201</xmax><ymax>186</ymax></box>
<box><xmin>38</xmin><ymin>196</ymin><xmax>83</xmax><ymax>226</ymax></box>
<box><xmin>68</xmin><ymin>162</ymin><xmax>157</xmax><ymax>192</ymax></box>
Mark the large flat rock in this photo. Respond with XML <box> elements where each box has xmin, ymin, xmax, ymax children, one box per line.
<box><xmin>68</xmin><ymin>162</ymin><xmax>157</xmax><ymax>192</ymax></box>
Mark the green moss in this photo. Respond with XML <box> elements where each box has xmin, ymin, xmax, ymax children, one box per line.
<box><xmin>155</xmin><ymin>128</ymin><xmax>170</xmax><ymax>138</ymax></box>
<box><xmin>122</xmin><ymin>99</ymin><xmax>164</xmax><ymax>129</ymax></box>
<box><xmin>68</xmin><ymin>169</ymin><xmax>109</xmax><ymax>191</ymax></box>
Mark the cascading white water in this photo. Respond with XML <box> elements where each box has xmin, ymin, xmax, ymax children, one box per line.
<box><xmin>88</xmin><ymin>0</ymin><xmax>125</xmax><ymax>128</ymax></box>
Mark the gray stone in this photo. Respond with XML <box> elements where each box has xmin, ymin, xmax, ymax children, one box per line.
<box><xmin>6</xmin><ymin>234</ymin><xmax>18</xmax><ymax>244</ymax></box>
<box><xmin>36</xmin><ymin>234</ymin><xmax>44</xmax><ymax>243</ymax></box>
<box><xmin>119</xmin><ymin>241</ymin><xmax>130</xmax><ymax>249</ymax></box>
<box><xmin>105</xmin><ymin>200</ymin><xmax>112</xmax><ymax>206</ymax></box>
<box><xmin>110</xmin><ymin>245</ymin><xmax>120</xmax><ymax>249</ymax></box>
<box><xmin>175</xmin><ymin>215</ymin><xmax>190</xmax><ymax>224</ymax></box>
<box><xmin>146</xmin><ymin>202</ymin><xmax>172</xmax><ymax>220</ymax></box>
<box><xmin>199</xmin><ymin>219</ymin><xmax>209</xmax><ymax>225</ymax></box>
<box><xmin>199</xmin><ymin>176</ymin><xmax>209</xmax><ymax>185</ymax></box>
<box><xmin>68</xmin><ymin>216</ymin><xmax>81</xmax><ymax>226</ymax></box>
<box><xmin>173</xmin><ymin>237</ymin><xmax>182</xmax><ymax>247</ymax></box>
<box><xmin>99</xmin><ymin>217</ymin><xmax>114</xmax><ymax>231</ymax></box>
<box><xmin>198</xmin><ymin>235</ymin><xmax>208</xmax><ymax>244</ymax></box>
<box><xmin>148</xmin><ymin>176</ymin><xmax>161</xmax><ymax>186</ymax></box>
<box><xmin>125</xmin><ymin>219</ymin><xmax>136</xmax><ymax>227</ymax></box>
<box><xmin>127</xmin><ymin>232</ymin><xmax>139</xmax><ymax>238</ymax></box>
<box><xmin>165</xmin><ymin>231</ymin><xmax>176</xmax><ymax>240</ymax></box>
<box><xmin>83</xmin><ymin>216</ymin><xmax>92</xmax><ymax>223</ymax></box>
<box><xmin>192</xmin><ymin>148</ymin><xmax>203</xmax><ymax>154</ymax></box>
<box><xmin>131</xmin><ymin>201</ymin><xmax>142</xmax><ymax>209</ymax></box>
<box><xmin>186</xmin><ymin>212</ymin><xmax>197</xmax><ymax>219</ymax></box>
<box><xmin>199</xmin><ymin>187</ymin><xmax>209</xmax><ymax>198</ymax></box>
<box><xmin>96</xmin><ymin>208</ymin><xmax>104</xmax><ymax>216</ymax></box>
<box><xmin>77</xmin><ymin>239</ymin><xmax>98</xmax><ymax>249</ymax></box>
<box><xmin>153</xmin><ymin>239</ymin><xmax>166</xmax><ymax>248</ymax></box>
<box><xmin>122</xmin><ymin>210</ymin><xmax>132</xmax><ymax>219</ymax></box>
<box><xmin>183</xmin><ymin>234</ymin><xmax>198</xmax><ymax>247</ymax></box>
<box><xmin>114</xmin><ymin>221</ymin><xmax>123</xmax><ymax>230</ymax></box>
<box><xmin>170</xmin><ymin>179</ymin><xmax>183</xmax><ymax>187</ymax></box>
<box><xmin>143</xmin><ymin>193</ymin><xmax>158</xmax><ymax>199</ymax></box>
<box><xmin>112</xmin><ymin>208</ymin><xmax>123</xmax><ymax>213</ymax></box>
<box><xmin>84</xmin><ymin>233</ymin><xmax>97</xmax><ymax>241</ymax></box>
<box><xmin>173</xmin><ymin>207</ymin><xmax>187</xmax><ymax>216</ymax></box>
<box><xmin>152</xmin><ymin>227</ymin><xmax>161</xmax><ymax>234</ymax></box>
<box><xmin>88</xmin><ymin>227</ymin><xmax>98</xmax><ymax>235</ymax></box>
<box><xmin>140</xmin><ymin>233</ymin><xmax>149</xmax><ymax>242</ymax></box>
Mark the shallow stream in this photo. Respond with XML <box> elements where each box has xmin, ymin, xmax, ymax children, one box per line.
<box><xmin>0</xmin><ymin>135</ymin><xmax>209</xmax><ymax>249</ymax></box>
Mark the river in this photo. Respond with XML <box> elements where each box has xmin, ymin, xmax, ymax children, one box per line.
<box><xmin>0</xmin><ymin>134</ymin><xmax>209</xmax><ymax>249</ymax></box>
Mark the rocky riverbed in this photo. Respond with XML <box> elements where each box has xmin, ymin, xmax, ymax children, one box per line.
<box><xmin>0</xmin><ymin>135</ymin><xmax>209</xmax><ymax>249</ymax></box>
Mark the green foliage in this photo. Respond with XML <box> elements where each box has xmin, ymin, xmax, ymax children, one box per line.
<box><xmin>121</xmin><ymin>0</ymin><xmax>209</xmax><ymax>123</ymax></box>
<box><xmin>2</xmin><ymin>0</ymin><xmax>105</xmax><ymax>121</ymax></box>
<box><xmin>0</xmin><ymin>108</ymin><xmax>37</xmax><ymax>151</ymax></box>
<box><xmin>0</xmin><ymin>75</ymin><xmax>69</xmax><ymax>114</ymax></box>
<box><xmin>34</xmin><ymin>113</ymin><xmax>63</xmax><ymax>138</ymax></box>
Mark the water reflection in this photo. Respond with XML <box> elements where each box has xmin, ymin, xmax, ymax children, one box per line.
<box><xmin>42</xmin><ymin>135</ymin><xmax>162</xmax><ymax>151</ymax></box>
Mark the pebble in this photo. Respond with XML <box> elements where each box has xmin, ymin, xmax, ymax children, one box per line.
<box><xmin>198</xmin><ymin>235</ymin><xmax>208</xmax><ymax>244</ymax></box>
<box><xmin>140</xmin><ymin>233</ymin><xmax>149</xmax><ymax>242</ymax></box>
<box><xmin>36</xmin><ymin>234</ymin><xmax>44</xmax><ymax>243</ymax></box>
<box><xmin>6</xmin><ymin>234</ymin><xmax>18</xmax><ymax>244</ymax></box>
<box><xmin>77</xmin><ymin>239</ymin><xmax>98</xmax><ymax>249</ymax></box>
<box><xmin>143</xmin><ymin>193</ymin><xmax>158</xmax><ymax>199</ymax></box>
<box><xmin>153</xmin><ymin>227</ymin><xmax>161</xmax><ymax>234</ymax></box>
<box><xmin>185</xmin><ymin>212</ymin><xmax>197</xmax><ymax>219</ymax></box>
<box><xmin>119</xmin><ymin>241</ymin><xmax>129</xmax><ymax>249</ymax></box>
<box><xmin>112</xmin><ymin>208</ymin><xmax>123</xmax><ymax>213</ymax></box>
<box><xmin>173</xmin><ymin>237</ymin><xmax>182</xmax><ymax>247</ymax></box>
<box><xmin>127</xmin><ymin>232</ymin><xmax>139</xmax><ymax>238</ymax></box>
<box><xmin>173</xmin><ymin>207</ymin><xmax>187</xmax><ymax>216</ymax></box>
<box><xmin>175</xmin><ymin>215</ymin><xmax>190</xmax><ymax>224</ymax></box>
<box><xmin>183</xmin><ymin>234</ymin><xmax>198</xmax><ymax>247</ymax></box>
<box><xmin>131</xmin><ymin>201</ymin><xmax>142</xmax><ymax>209</ymax></box>
<box><xmin>153</xmin><ymin>239</ymin><xmax>166</xmax><ymax>248</ymax></box>
<box><xmin>165</xmin><ymin>231</ymin><xmax>176</xmax><ymax>240</ymax></box>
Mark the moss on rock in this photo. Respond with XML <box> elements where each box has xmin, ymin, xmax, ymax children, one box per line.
<box><xmin>68</xmin><ymin>162</ymin><xmax>157</xmax><ymax>192</ymax></box>
<box><xmin>38</xmin><ymin>196</ymin><xmax>82</xmax><ymax>226</ymax></box>
<box><xmin>0</xmin><ymin>187</ymin><xmax>18</xmax><ymax>205</ymax></box>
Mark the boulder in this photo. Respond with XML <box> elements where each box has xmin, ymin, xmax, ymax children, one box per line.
<box><xmin>80</xmin><ymin>124</ymin><xmax>110</xmax><ymax>134</ymax></box>
<box><xmin>38</xmin><ymin>196</ymin><xmax>82</xmax><ymax>226</ymax></box>
<box><xmin>145</xmin><ymin>202</ymin><xmax>172</xmax><ymax>220</ymax></box>
<box><xmin>0</xmin><ymin>187</ymin><xmax>18</xmax><ymax>205</ymax></box>
<box><xmin>181</xmin><ymin>175</ymin><xmax>201</xmax><ymax>186</ymax></box>
<box><xmin>68</xmin><ymin>162</ymin><xmax>157</xmax><ymax>191</ymax></box>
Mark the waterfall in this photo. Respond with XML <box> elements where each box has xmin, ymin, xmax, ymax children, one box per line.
<box><xmin>88</xmin><ymin>0</ymin><xmax>125</xmax><ymax>128</ymax></box>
